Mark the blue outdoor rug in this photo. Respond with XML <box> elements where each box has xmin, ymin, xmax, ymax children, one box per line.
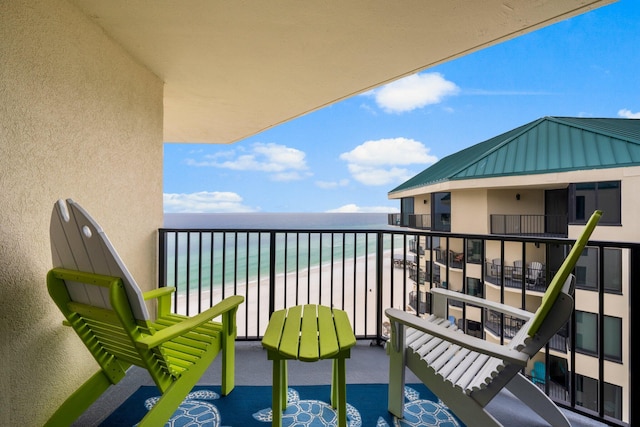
<box><xmin>100</xmin><ymin>383</ymin><xmax>465</xmax><ymax>427</ymax></box>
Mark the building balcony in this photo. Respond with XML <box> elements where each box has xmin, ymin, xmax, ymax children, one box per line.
<box><xmin>391</xmin><ymin>213</ymin><xmax>568</xmax><ymax>236</ymax></box>
<box><xmin>388</xmin><ymin>213</ymin><xmax>432</xmax><ymax>230</ymax></box>
<box><xmin>490</xmin><ymin>214</ymin><xmax>569</xmax><ymax>237</ymax></box>
<box><xmin>151</xmin><ymin>225</ymin><xmax>634</xmax><ymax>426</ymax></box>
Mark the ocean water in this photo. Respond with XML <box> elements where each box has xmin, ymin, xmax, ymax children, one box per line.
<box><xmin>162</xmin><ymin>213</ymin><xmax>402</xmax><ymax>289</ymax></box>
<box><xmin>163</xmin><ymin>212</ymin><xmax>393</xmax><ymax>230</ymax></box>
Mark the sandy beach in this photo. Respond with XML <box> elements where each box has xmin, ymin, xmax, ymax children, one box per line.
<box><xmin>175</xmin><ymin>249</ymin><xmax>415</xmax><ymax>338</ymax></box>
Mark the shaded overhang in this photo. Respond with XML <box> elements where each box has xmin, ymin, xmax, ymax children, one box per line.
<box><xmin>68</xmin><ymin>0</ymin><xmax>616</xmax><ymax>144</ymax></box>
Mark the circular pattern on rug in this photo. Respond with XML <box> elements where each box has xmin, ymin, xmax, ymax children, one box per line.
<box><xmin>253</xmin><ymin>388</ymin><xmax>362</xmax><ymax>426</ymax></box>
<box><xmin>139</xmin><ymin>390</ymin><xmax>221</xmax><ymax>427</ymax></box>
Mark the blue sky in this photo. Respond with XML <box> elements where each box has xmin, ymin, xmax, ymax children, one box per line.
<box><xmin>164</xmin><ymin>0</ymin><xmax>640</xmax><ymax>214</ymax></box>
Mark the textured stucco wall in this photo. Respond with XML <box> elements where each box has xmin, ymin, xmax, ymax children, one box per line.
<box><xmin>0</xmin><ymin>1</ymin><xmax>164</xmax><ymax>425</ymax></box>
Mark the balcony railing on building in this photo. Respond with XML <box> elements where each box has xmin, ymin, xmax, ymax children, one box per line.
<box><xmin>390</xmin><ymin>213</ymin><xmax>567</xmax><ymax>237</ymax></box>
<box><xmin>490</xmin><ymin>214</ymin><xmax>568</xmax><ymax>237</ymax></box>
<box><xmin>158</xmin><ymin>225</ymin><xmax>635</xmax><ymax>426</ymax></box>
<box><xmin>388</xmin><ymin>213</ymin><xmax>431</xmax><ymax>230</ymax></box>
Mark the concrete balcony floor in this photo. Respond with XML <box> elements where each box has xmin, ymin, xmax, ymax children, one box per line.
<box><xmin>73</xmin><ymin>341</ymin><xmax>608</xmax><ymax>426</ymax></box>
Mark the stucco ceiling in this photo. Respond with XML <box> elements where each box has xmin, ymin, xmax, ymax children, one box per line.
<box><xmin>68</xmin><ymin>0</ymin><xmax>615</xmax><ymax>144</ymax></box>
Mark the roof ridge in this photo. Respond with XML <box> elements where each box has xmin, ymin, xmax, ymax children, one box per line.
<box><xmin>448</xmin><ymin>117</ymin><xmax>547</xmax><ymax>179</ymax></box>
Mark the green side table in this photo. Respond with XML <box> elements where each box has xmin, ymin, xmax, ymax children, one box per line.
<box><xmin>262</xmin><ymin>304</ymin><xmax>356</xmax><ymax>427</ymax></box>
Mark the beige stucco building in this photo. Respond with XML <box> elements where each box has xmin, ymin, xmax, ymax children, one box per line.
<box><xmin>388</xmin><ymin>116</ymin><xmax>639</xmax><ymax>423</ymax></box>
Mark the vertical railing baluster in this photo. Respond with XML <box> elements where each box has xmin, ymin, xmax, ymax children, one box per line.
<box><xmin>244</xmin><ymin>232</ymin><xmax>250</xmax><ymax>335</ymax></box>
<box><xmin>197</xmin><ymin>231</ymin><xmax>202</xmax><ymax>313</ymax></box>
<box><xmin>209</xmin><ymin>231</ymin><xmax>214</xmax><ymax>308</ymax></box>
<box><xmin>330</xmin><ymin>233</ymin><xmax>335</xmax><ymax>307</ymax></box>
<box><xmin>221</xmin><ymin>231</ymin><xmax>227</xmax><ymax>299</ymax></box>
<box><xmin>375</xmin><ymin>231</ymin><xmax>384</xmax><ymax>342</ymax></box>
<box><xmin>185</xmin><ymin>232</ymin><xmax>191</xmax><ymax>316</ymax></box>
<box><xmin>307</xmin><ymin>232</ymin><xmax>312</xmax><ymax>303</ymax></box>
<box><xmin>268</xmin><ymin>231</ymin><xmax>276</xmax><ymax>316</ymax></box>
<box><xmin>173</xmin><ymin>232</ymin><xmax>179</xmax><ymax>311</ymax></box>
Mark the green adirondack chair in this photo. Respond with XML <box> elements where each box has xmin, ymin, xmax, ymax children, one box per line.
<box><xmin>386</xmin><ymin>210</ymin><xmax>601</xmax><ymax>427</ymax></box>
<box><xmin>46</xmin><ymin>199</ymin><xmax>244</xmax><ymax>426</ymax></box>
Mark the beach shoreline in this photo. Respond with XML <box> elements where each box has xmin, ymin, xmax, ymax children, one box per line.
<box><xmin>174</xmin><ymin>249</ymin><xmax>414</xmax><ymax>338</ymax></box>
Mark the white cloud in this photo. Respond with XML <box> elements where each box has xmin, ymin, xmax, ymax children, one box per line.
<box><xmin>340</xmin><ymin>137</ymin><xmax>437</xmax><ymax>186</ymax></box>
<box><xmin>340</xmin><ymin>137</ymin><xmax>437</xmax><ymax>166</ymax></box>
<box><xmin>315</xmin><ymin>179</ymin><xmax>349</xmax><ymax>189</ymax></box>
<box><xmin>371</xmin><ymin>73</ymin><xmax>459</xmax><ymax>113</ymax></box>
<box><xmin>618</xmin><ymin>109</ymin><xmax>640</xmax><ymax>119</ymax></box>
<box><xmin>184</xmin><ymin>142</ymin><xmax>308</xmax><ymax>181</ymax></box>
<box><xmin>346</xmin><ymin>164</ymin><xmax>414</xmax><ymax>186</ymax></box>
<box><xmin>326</xmin><ymin>204</ymin><xmax>399</xmax><ymax>213</ymax></box>
<box><xmin>164</xmin><ymin>191</ymin><xmax>255</xmax><ymax>213</ymax></box>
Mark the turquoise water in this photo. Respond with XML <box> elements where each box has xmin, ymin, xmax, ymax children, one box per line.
<box><xmin>162</xmin><ymin>213</ymin><xmax>402</xmax><ymax>290</ymax></box>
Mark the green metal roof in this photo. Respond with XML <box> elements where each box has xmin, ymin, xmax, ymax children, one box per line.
<box><xmin>389</xmin><ymin>117</ymin><xmax>640</xmax><ymax>195</ymax></box>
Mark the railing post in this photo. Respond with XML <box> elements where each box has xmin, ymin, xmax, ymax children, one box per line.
<box><xmin>158</xmin><ymin>230</ymin><xmax>167</xmax><ymax>288</ymax></box>
<box><xmin>269</xmin><ymin>231</ymin><xmax>276</xmax><ymax>316</ymax></box>
<box><xmin>375</xmin><ymin>231</ymin><xmax>384</xmax><ymax>345</ymax></box>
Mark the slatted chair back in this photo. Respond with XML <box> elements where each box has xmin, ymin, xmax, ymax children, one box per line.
<box><xmin>50</xmin><ymin>198</ymin><xmax>149</xmax><ymax>320</ymax></box>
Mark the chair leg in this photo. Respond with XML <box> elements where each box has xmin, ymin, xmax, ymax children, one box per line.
<box><xmin>271</xmin><ymin>359</ymin><xmax>286</xmax><ymax>427</ymax></box>
<box><xmin>505</xmin><ymin>373</ymin><xmax>570</xmax><ymax>427</ymax></box>
<box><xmin>331</xmin><ymin>357</ymin><xmax>348</xmax><ymax>427</ymax></box>
<box><xmin>137</xmin><ymin>345</ymin><xmax>219</xmax><ymax>427</ymax></box>
<box><xmin>221</xmin><ymin>310</ymin><xmax>237</xmax><ymax>395</ymax></box>
<box><xmin>44</xmin><ymin>369</ymin><xmax>113</xmax><ymax>427</ymax></box>
<box><xmin>387</xmin><ymin>323</ymin><xmax>406</xmax><ymax>418</ymax></box>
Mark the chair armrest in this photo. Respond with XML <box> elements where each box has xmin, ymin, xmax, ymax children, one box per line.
<box><xmin>142</xmin><ymin>286</ymin><xmax>176</xmax><ymax>300</ymax></box>
<box><xmin>386</xmin><ymin>308</ymin><xmax>529</xmax><ymax>366</ymax></box>
<box><xmin>142</xmin><ymin>286</ymin><xmax>176</xmax><ymax>317</ymax></box>
<box><xmin>136</xmin><ymin>295</ymin><xmax>244</xmax><ymax>350</ymax></box>
<box><xmin>430</xmin><ymin>288</ymin><xmax>533</xmax><ymax>321</ymax></box>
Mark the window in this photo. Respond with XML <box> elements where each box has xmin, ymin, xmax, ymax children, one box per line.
<box><xmin>576</xmin><ymin>311</ymin><xmax>597</xmax><ymax>355</ymax></box>
<box><xmin>432</xmin><ymin>192</ymin><xmax>451</xmax><ymax>232</ymax></box>
<box><xmin>575</xmin><ymin>311</ymin><xmax>623</xmax><ymax>362</ymax></box>
<box><xmin>575</xmin><ymin>247</ymin><xmax>622</xmax><ymax>294</ymax></box>
<box><xmin>604</xmin><ymin>315</ymin><xmax>622</xmax><ymax>362</ymax></box>
<box><xmin>400</xmin><ymin>197</ymin><xmax>414</xmax><ymax>227</ymax></box>
<box><xmin>604</xmin><ymin>382</ymin><xmax>623</xmax><ymax>421</ymax></box>
<box><xmin>466</xmin><ymin>277</ymin><xmax>483</xmax><ymax>297</ymax></box>
<box><xmin>466</xmin><ymin>319</ymin><xmax>482</xmax><ymax>338</ymax></box>
<box><xmin>576</xmin><ymin>375</ymin><xmax>623</xmax><ymax>422</ymax></box>
<box><xmin>466</xmin><ymin>239</ymin><xmax>482</xmax><ymax>264</ymax></box>
<box><xmin>576</xmin><ymin>374</ymin><xmax>598</xmax><ymax>412</ymax></box>
<box><xmin>570</xmin><ymin>181</ymin><xmax>621</xmax><ymax>225</ymax></box>
<box><xmin>575</xmin><ymin>247</ymin><xmax>597</xmax><ymax>290</ymax></box>
<box><xmin>603</xmin><ymin>248</ymin><xmax>622</xmax><ymax>293</ymax></box>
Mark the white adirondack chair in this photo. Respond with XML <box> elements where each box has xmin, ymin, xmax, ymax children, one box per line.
<box><xmin>386</xmin><ymin>210</ymin><xmax>601</xmax><ymax>427</ymax></box>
